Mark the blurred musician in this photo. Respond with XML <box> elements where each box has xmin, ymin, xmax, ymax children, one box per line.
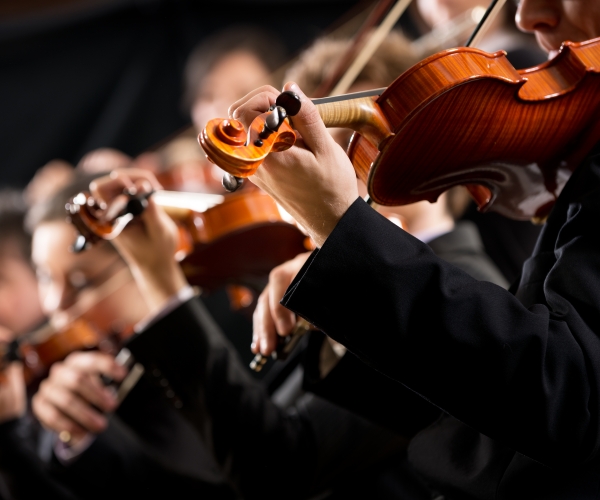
<box><xmin>0</xmin><ymin>190</ymin><xmax>79</xmax><ymax>500</ymax></box>
<box><xmin>85</xmin><ymin>166</ymin><xmax>425</xmax><ymax>500</ymax></box>
<box><xmin>144</xmin><ymin>25</ymin><xmax>288</xmax><ymax>196</ymax></box>
<box><xmin>184</xmin><ymin>25</ymin><xmax>286</xmax><ymax>136</ymax></box>
<box><xmin>27</xmin><ymin>174</ymin><xmax>237</xmax><ymax>500</ymax></box>
<box><xmin>85</xmin><ymin>33</ymin><xmax>504</xmax><ymax>500</ymax></box>
<box><xmin>170</xmin><ymin>26</ymin><xmax>289</xmax><ymax>362</ymax></box>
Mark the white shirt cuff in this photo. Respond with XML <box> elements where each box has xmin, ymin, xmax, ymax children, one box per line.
<box><xmin>134</xmin><ymin>285</ymin><xmax>196</xmax><ymax>333</ymax></box>
<box><xmin>54</xmin><ymin>433</ymin><xmax>95</xmax><ymax>465</ymax></box>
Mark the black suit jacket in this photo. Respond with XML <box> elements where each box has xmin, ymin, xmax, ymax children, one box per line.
<box><xmin>302</xmin><ymin>221</ymin><xmax>507</xmax><ymax>435</ymax></box>
<box><xmin>126</xmin><ymin>297</ymin><xmax>417</xmax><ymax>500</ymax></box>
<box><xmin>44</xmin><ymin>372</ymin><xmax>236</xmax><ymax>500</ymax></box>
<box><xmin>281</xmin><ymin>151</ymin><xmax>600</xmax><ymax>499</ymax></box>
<box><xmin>0</xmin><ymin>417</ymin><xmax>78</xmax><ymax>500</ymax></box>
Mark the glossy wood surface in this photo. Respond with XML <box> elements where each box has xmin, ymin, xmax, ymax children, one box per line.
<box><xmin>164</xmin><ymin>190</ymin><xmax>310</xmax><ymax>290</ymax></box>
<box><xmin>0</xmin><ymin>319</ymin><xmax>102</xmax><ymax>386</ymax></box>
<box><xmin>200</xmin><ymin>37</ymin><xmax>600</xmax><ymax>220</ymax></box>
<box><xmin>200</xmin><ymin>118</ymin><xmax>296</xmax><ymax>178</ymax></box>
<box><xmin>67</xmin><ymin>190</ymin><xmax>310</xmax><ymax>291</ymax></box>
<box><xmin>355</xmin><ymin>39</ymin><xmax>600</xmax><ymax>219</ymax></box>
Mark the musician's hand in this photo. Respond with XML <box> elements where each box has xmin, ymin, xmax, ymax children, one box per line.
<box><xmin>90</xmin><ymin>169</ymin><xmax>188</xmax><ymax>313</ymax></box>
<box><xmin>252</xmin><ymin>252</ymin><xmax>311</xmax><ymax>356</ymax></box>
<box><xmin>32</xmin><ymin>352</ymin><xmax>126</xmax><ymax>445</ymax></box>
<box><xmin>0</xmin><ymin>363</ymin><xmax>26</xmax><ymax>423</ymax></box>
<box><xmin>229</xmin><ymin>83</ymin><xmax>359</xmax><ymax>248</ymax></box>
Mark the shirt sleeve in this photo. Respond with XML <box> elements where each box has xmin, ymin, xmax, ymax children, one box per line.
<box><xmin>133</xmin><ymin>285</ymin><xmax>196</xmax><ymax>333</ymax></box>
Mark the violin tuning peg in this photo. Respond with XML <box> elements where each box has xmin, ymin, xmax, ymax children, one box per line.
<box><xmin>259</xmin><ymin>106</ymin><xmax>288</xmax><ymax>140</ymax></box>
<box><xmin>249</xmin><ymin>353</ymin><xmax>268</xmax><ymax>372</ymax></box>
<box><xmin>276</xmin><ymin>91</ymin><xmax>301</xmax><ymax>116</ymax></box>
<box><xmin>222</xmin><ymin>173</ymin><xmax>244</xmax><ymax>192</ymax></box>
<box><xmin>71</xmin><ymin>234</ymin><xmax>90</xmax><ymax>253</ymax></box>
<box><xmin>5</xmin><ymin>340</ymin><xmax>21</xmax><ymax>363</ymax></box>
<box><xmin>125</xmin><ymin>196</ymin><xmax>148</xmax><ymax>216</ymax></box>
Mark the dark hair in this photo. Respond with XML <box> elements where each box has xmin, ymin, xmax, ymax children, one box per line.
<box><xmin>0</xmin><ymin>189</ymin><xmax>32</xmax><ymax>262</ymax></box>
<box><xmin>25</xmin><ymin>171</ymin><xmax>107</xmax><ymax>233</ymax></box>
<box><xmin>183</xmin><ymin>25</ymin><xmax>286</xmax><ymax>109</ymax></box>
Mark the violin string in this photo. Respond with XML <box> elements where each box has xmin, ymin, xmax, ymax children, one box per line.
<box><xmin>311</xmin><ymin>88</ymin><xmax>385</xmax><ymax>105</ymax></box>
<box><xmin>465</xmin><ymin>0</ymin><xmax>508</xmax><ymax>48</ymax></box>
<box><xmin>329</xmin><ymin>0</ymin><xmax>413</xmax><ymax>96</ymax></box>
<box><xmin>312</xmin><ymin>0</ymin><xmax>506</xmax><ymax>106</ymax></box>
<box><xmin>312</xmin><ymin>0</ymin><xmax>397</xmax><ymax>98</ymax></box>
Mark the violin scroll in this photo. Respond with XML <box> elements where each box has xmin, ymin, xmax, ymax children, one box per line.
<box><xmin>199</xmin><ymin>91</ymin><xmax>301</xmax><ymax>179</ymax></box>
<box><xmin>66</xmin><ymin>189</ymin><xmax>153</xmax><ymax>253</ymax></box>
<box><xmin>249</xmin><ymin>318</ymin><xmax>312</xmax><ymax>372</ymax></box>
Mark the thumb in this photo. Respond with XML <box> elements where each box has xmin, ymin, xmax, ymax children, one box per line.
<box><xmin>282</xmin><ymin>82</ymin><xmax>331</xmax><ymax>156</ymax></box>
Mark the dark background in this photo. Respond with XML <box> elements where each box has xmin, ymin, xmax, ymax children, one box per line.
<box><xmin>0</xmin><ymin>0</ymin><xmax>363</xmax><ymax>188</ymax></box>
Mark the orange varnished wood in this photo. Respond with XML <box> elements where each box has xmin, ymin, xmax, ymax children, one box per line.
<box><xmin>200</xmin><ymin>38</ymin><xmax>600</xmax><ymax>220</ymax></box>
<box><xmin>200</xmin><ymin>118</ymin><xmax>296</xmax><ymax>178</ymax></box>
<box><xmin>67</xmin><ymin>190</ymin><xmax>309</xmax><ymax>291</ymax></box>
<box><xmin>359</xmin><ymin>39</ymin><xmax>600</xmax><ymax>219</ymax></box>
<box><xmin>162</xmin><ymin>191</ymin><xmax>310</xmax><ymax>290</ymax></box>
<box><xmin>0</xmin><ymin>319</ymin><xmax>103</xmax><ymax>386</ymax></box>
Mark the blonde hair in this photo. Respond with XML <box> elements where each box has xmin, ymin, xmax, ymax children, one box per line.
<box><xmin>284</xmin><ymin>30</ymin><xmax>418</xmax><ymax>95</ymax></box>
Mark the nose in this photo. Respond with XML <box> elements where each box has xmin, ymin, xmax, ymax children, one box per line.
<box><xmin>515</xmin><ymin>0</ymin><xmax>560</xmax><ymax>33</ymax></box>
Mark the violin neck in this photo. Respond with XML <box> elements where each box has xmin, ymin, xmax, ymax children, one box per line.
<box><xmin>314</xmin><ymin>97</ymin><xmax>393</xmax><ymax>148</ymax></box>
<box><xmin>152</xmin><ymin>190</ymin><xmax>224</xmax><ymax>215</ymax></box>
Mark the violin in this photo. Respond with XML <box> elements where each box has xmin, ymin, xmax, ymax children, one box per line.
<box><xmin>150</xmin><ymin>135</ymin><xmax>230</xmax><ymax>195</ymax></box>
<box><xmin>0</xmin><ymin>319</ymin><xmax>116</xmax><ymax>387</ymax></box>
<box><xmin>199</xmin><ymin>36</ymin><xmax>600</xmax><ymax>222</ymax></box>
<box><xmin>66</xmin><ymin>188</ymin><xmax>311</xmax><ymax>291</ymax></box>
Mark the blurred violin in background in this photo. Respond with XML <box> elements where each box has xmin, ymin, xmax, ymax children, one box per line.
<box><xmin>0</xmin><ymin>318</ymin><xmax>123</xmax><ymax>387</ymax></box>
<box><xmin>66</xmin><ymin>187</ymin><xmax>311</xmax><ymax>292</ymax></box>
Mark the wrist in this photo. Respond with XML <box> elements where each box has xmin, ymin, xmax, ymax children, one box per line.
<box><xmin>129</xmin><ymin>262</ymin><xmax>189</xmax><ymax>313</ymax></box>
<box><xmin>304</xmin><ymin>197</ymin><xmax>356</xmax><ymax>248</ymax></box>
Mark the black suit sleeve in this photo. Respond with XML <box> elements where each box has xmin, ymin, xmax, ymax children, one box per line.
<box><xmin>126</xmin><ymin>298</ymin><xmax>407</xmax><ymax>499</ymax></box>
<box><xmin>282</xmin><ymin>191</ymin><xmax>600</xmax><ymax>469</ymax></box>
<box><xmin>0</xmin><ymin>419</ymin><xmax>78</xmax><ymax>500</ymax></box>
<box><xmin>302</xmin><ymin>332</ymin><xmax>441</xmax><ymax>436</ymax></box>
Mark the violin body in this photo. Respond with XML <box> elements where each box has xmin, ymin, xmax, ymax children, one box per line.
<box><xmin>163</xmin><ymin>190</ymin><xmax>310</xmax><ymax>290</ymax></box>
<box><xmin>201</xmin><ymin>37</ymin><xmax>600</xmax><ymax>220</ymax></box>
<box><xmin>0</xmin><ymin>319</ymin><xmax>104</xmax><ymax>386</ymax></box>
<box><xmin>352</xmin><ymin>38</ymin><xmax>600</xmax><ymax>220</ymax></box>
